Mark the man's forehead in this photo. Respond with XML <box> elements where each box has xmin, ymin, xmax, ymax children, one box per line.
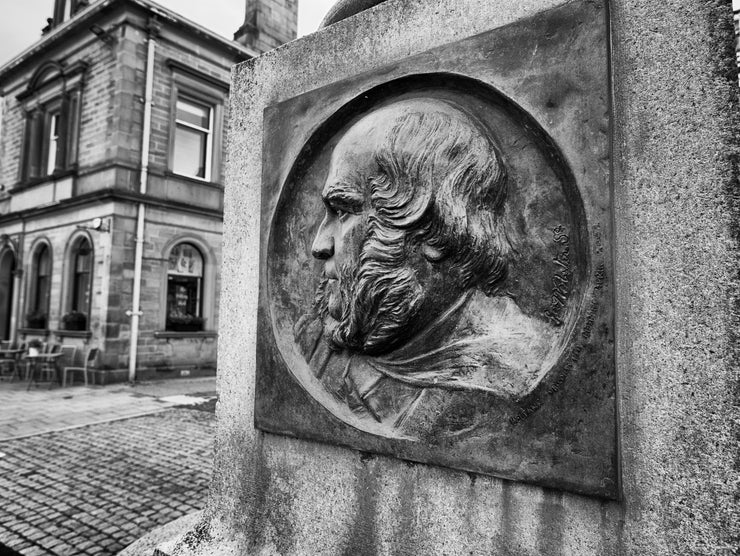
<box><xmin>321</xmin><ymin>139</ymin><xmax>375</xmax><ymax>200</ymax></box>
<box><xmin>321</xmin><ymin>175</ymin><xmax>364</xmax><ymax>201</ymax></box>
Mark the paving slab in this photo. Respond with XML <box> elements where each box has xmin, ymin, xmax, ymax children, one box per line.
<box><xmin>0</xmin><ymin>377</ymin><xmax>216</xmax><ymax>441</ymax></box>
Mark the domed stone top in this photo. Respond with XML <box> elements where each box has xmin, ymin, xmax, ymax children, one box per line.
<box><xmin>319</xmin><ymin>0</ymin><xmax>391</xmax><ymax>28</ymax></box>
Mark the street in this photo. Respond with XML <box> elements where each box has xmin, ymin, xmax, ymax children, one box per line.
<box><xmin>0</xmin><ymin>377</ymin><xmax>217</xmax><ymax>556</ymax></box>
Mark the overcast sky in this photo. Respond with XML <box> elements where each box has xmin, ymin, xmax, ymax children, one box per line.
<box><xmin>0</xmin><ymin>0</ymin><xmax>337</xmax><ymax>67</ymax></box>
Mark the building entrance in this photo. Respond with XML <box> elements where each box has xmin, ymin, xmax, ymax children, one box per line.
<box><xmin>0</xmin><ymin>249</ymin><xmax>15</xmax><ymax>341</ymax></box>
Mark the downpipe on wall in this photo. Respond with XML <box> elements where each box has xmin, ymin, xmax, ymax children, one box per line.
<box><xmin>127</xmin><ymin>20</ymin><xmax>158</xmax><ymax>383</ymax></box>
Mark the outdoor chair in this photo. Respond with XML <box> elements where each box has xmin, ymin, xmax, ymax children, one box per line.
<box><xmin>38</xmin><ymin>344</ymin><xmax>63</xmax><ymax>381</ymax></box>
<box><xmin>0</xmin><ymin>343</ymin><xmax>18</xmax><ymax>380</ymax></box>
<box><xmin>62</xmin><ymin>347</ymin><xmax>98</xmax><ymax>387</ymax></box>
<box><xmin>13</xmin><ymin>342</ymin><xmax>27</xmax><ymax>381</ymax></box>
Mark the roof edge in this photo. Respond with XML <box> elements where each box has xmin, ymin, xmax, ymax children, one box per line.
<box><xmin>0</xmin><ymin>0</ymin><xmax>258</xmax><ymax>83</ymax></box>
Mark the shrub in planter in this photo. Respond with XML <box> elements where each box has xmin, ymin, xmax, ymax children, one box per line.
<box><xmin>166</xmin><ymin>315</ymin><xmax>204</xmax><ymax>332</ymax></box>
<box><xmin>25</xmin><ymin>311</ymin><xmax>47</xmax><ymax>329</ymax></box>
<box><xmin>62</xmin><ymin>311</ymin><xmax>87</xmax><ymax>331</ymax></box>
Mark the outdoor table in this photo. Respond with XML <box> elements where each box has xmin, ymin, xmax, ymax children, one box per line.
<box><xmin>24</xmin><ymin>352</ymin><xmax>63</xmax><ymax>390</ymax></box>
<box><xmin>0</xmin><ymin>349</ymin><xmax>24</xmax><ymax>380</ymax></box>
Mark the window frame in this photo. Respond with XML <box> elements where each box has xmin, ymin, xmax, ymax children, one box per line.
<box><xmin>44</xmin><ymin>104</ymin><xmax>62</xmax><ymax>177</ymax></box>
<box><xmin>165</xmin><ymin>242</ymin><xmax>205</xmax><ymax>331</ymax></box>
<box><xmin>172</xmin><ymin>96</ymin><xmax>214</xmax><ymax>182</ymax></box>
<box><xmin>160</xmin><ymin>236</ymin><xmax>216</xmax><ymax>334</ymax></box>
<box><xmin>17</xmin><ymin>61</ymin><xmax>86</xmax><ymax>187</ymax></box>
<box><xmin>62</xmin><ymin>232</ymin><xmax>94</xmax><ymax>331</ymax></box>
<box><xmin>166</xmin><ymin>61</ymin><xmax>227</xmax><ymax>185</ymax></box>
<box><xmin>27</xmin><ymin>241</ymin><xmax>53</xmax><ymax>325</ymax></box>
<box><xmin>70</xmin><ymin>238</ymin><xmax>92</xmax><ymax>314</ymax></box>
<box><xmin>0</xmin><ymin>247</ymin><xmax>17</xmax><ymax>341</ymax></box>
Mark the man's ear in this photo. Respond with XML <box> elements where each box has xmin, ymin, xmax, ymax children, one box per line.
<box><xmin>421</xmin><ymin>243</ymin><xmax>444</xmax><ymax>262</ymax></box>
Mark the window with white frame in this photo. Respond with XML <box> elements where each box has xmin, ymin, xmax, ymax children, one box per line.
<box><xmin>46</xmin><ymin>111</ymin><xmax>61</xmax><ymax>176</ymax></box>
<box><xmin>166</xmin><ymin>60</ymin><xmax>227</xmax><ymax>185</ymax></box>
<box><xmin>172</xmin><ymin>97</ymin><xmax>213</xmax><ymax>181</ymax></box>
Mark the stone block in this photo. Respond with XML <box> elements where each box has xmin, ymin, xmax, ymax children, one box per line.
<box><xmin>157</xmin><ymin>0</ymin><xmax>738</xmax><ymax>554</ymax></box>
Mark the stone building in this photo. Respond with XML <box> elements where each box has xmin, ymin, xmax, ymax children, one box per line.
<box><xmin>0</xmin><ymin>0</ymin><xmax>297</xmax><ymax>382</ymax></box>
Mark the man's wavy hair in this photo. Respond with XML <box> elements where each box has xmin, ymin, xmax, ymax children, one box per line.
<box><xmin>326</xmin><ymin>99</ymin><xmax>512</xmax><ymax>355</ymax></box>
<box><xmin>370</xmin><ymin>99</ymin><xmax>511</xmax><ymax>295</ymax></box>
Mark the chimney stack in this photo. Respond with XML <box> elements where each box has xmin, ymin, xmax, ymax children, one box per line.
<box><xmin>234</xmin><ymin>0</ymin><xmax>298</xmax><ymax>54</ymax></box>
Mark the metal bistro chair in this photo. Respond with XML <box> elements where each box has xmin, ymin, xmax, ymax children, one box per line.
<box><xmin>0</xmin><ymin>342</ymin><xmax>17</xmax><ymax>379</ymax></box>
<box><xmin>38</xmin><ymin>344</ymin><xmax>62</xmax><ymax>384</ymax></box>
<box><xmin>12</xmin><ymin>342</ymin><xmax>27</xmax><ymax>381</ymax></box>
<box><xmin>62</xmin><ymin>347</ymin><xmax>98</xmax><ymax>387</ymax></box>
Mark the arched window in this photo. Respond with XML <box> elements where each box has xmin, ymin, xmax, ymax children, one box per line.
<box><xmin>71</xmin><ymin>238</ymin><xmax>91</xmax><ymax>313</ymax></box>
<box><xmin>27</xmin><ymin>243</ymin><xmax>51</xmax><ymax>328</ymax></box>
<box><xmin>166</xmin><ymin>242</ymin><xmax>204</xmax><ymax>331</ymax></box>
<box><xmin>62</xmin><ymin>235</ymin><xmax>92</xmax><ymax>331</ymax></box>
<box><xmin>0</xmin><ymin>249</ymin><xmax>16</xmax><ymax>340</ymax></box>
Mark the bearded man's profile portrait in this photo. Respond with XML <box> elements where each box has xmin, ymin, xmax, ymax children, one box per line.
<box><xmin>293</xmin><ymin>98</ymin><xmax>558</xmax><ymax>435</ymax></box>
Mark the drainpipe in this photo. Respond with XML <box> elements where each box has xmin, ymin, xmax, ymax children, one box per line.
<box><xmin>127</xmin><ymin>20</ymin><xmax>157</xmax><ymax>382</ymax></box>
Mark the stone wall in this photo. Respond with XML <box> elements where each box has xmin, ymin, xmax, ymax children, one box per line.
<box><xmin>171</xmin><ymin>0</ymin><xmax>738</xmax><ymax>554</ymax></box>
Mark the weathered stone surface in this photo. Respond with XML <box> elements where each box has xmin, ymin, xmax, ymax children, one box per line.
<box><xmin>165</xmin><ymin>0</ymin><xmax>739</xmax><ymax>554</ymax></box>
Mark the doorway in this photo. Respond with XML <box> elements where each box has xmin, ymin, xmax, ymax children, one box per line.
<box><xmin>0</xmin><ymin>249</ymin><xmax>16</xmax><ymax>342</ymax></box>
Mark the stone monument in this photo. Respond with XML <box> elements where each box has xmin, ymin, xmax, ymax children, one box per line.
<box><xmin>158</xmin><ymin>0</ymin><xmax>738</xmax><ymax>554</ymax></box>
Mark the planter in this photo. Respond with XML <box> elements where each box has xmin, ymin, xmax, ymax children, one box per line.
<box><xmin>61</xmin><ymin>312</ymin><xmax>87</xmax><ymax>331</ymax></box>
<box><xmin>166</xmin><ymin>322</ymin><xmax>204</xmax><ymax>332</ymax></box>
<box><xmin>25</xmin><ymin>314</ymin><xmax>47</xmax><ymax>329</ymax></box>
<box><xmin>166</xmin><ymin>316</ymin><xmax>205</xmax><ymax>332</ymax></box>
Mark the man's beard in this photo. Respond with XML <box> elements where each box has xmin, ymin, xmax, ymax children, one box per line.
<box><xmin>313</xmin><ymin>218</ymin><xmax>425</xmax><ymax>356</ymax></box>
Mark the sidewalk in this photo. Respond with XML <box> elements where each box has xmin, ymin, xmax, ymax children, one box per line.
<box><xmin>0</xmin><ymin>377</ymin><xmax>218</xmax><ymax>556</ymax></box>
<box><xmin>0</xmin><ymin>377</ymin><xmax>217</xmax><ymax>441</ymax></box>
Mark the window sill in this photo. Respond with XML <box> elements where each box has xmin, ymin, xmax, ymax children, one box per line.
<box><xmin>17</xmin><ymin>328</ymin><xmax>50</xmax><ymax>336</ymax></box>
<box><xmin>53</xmin><ymin>329</ymin><xmax>92</xmax><ymax>339</ymax></box>
<box><xmin>13</xmin><ymin>169</ymin><xmax>76</xmax><ymax>191</ymax></box>
<box><xmin>153</xmin><ymin>330</ymin><xmax>218</xmax><ymax>339</ymax></box>
<box><xmin>165</xmin><ymin>170</ymin><xmax>223</xmax><ymax>190</ymax></box>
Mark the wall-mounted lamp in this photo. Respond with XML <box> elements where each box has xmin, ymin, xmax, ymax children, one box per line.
<box><xmin>89</xmin><ymin>24</ymin><xmax>117</xmax><ymax>47</ymax></box>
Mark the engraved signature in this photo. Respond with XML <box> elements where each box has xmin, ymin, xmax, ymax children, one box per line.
<box><xmin>543</xmin><ymin>225</ymin><xmax>571</xmax><ymax>327</ymax></box>
<box><xmin>512</xmin><ymin>225</ymin><xmax>609</xmax><ymax>424</ymax></box>
<box><xmin>580</xmin><ymin>262</ymin><xmax>606</xmax><ymax>340</ymax></box>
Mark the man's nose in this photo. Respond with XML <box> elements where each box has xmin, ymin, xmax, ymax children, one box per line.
<box><xmin>311</xmin><ymin>218</ymin><xmax>334</xmax><ymax>260</ymax></box>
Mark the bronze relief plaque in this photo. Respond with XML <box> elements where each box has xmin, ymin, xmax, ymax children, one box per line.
<box><xmin>256</xmin><ymin>0</ymin><xmax>617</xmax><ymax>499</ymax></box>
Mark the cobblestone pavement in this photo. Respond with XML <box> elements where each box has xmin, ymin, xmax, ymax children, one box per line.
<box><xmin>0</xmin><ymin>380</ymin><xmax>217</xmax><ymax>556</ymax></box>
